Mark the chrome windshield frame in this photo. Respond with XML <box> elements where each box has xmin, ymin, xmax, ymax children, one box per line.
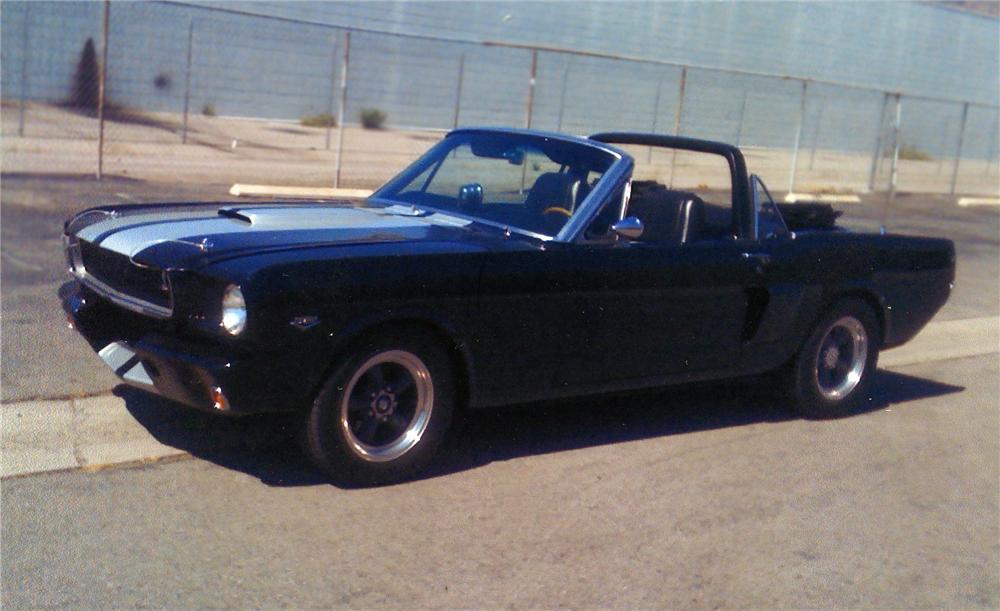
<box><xmin>555</xmin><ymin>154</ymin><xmax>633</xmax><ymax>243</ymax></box>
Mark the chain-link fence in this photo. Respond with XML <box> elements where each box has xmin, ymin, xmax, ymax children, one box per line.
<box><xmin>2</xmin><ymin>0</ymin><xmax>998</xmax><ymax>195</ymax></box>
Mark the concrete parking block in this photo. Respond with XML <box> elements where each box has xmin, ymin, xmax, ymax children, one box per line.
<box><xmin>957</xmin><ymin>196</ymin><xmax>1000</xmax><ymax>207</ymax></box>
<box><xmin>229</xmin><ymin>184</ymin><xmax>373</xmax><ymax>199</ymax></box>
<box><xmin>784</xmin><ymin>192</ymin><xmax>862</xmax><ymax>204</ymax></box>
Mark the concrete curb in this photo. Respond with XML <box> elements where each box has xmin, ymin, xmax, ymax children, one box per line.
<box><xmin>1</xmin><ymin>395</ymin><xmax>190</xmax><ymax>479</ymax></box>
<box><xmin>879</xmin><ymin>316</ymin><xmax>998</xmax><ymax>368</ymax></box>
<box><xmin>2</xmin><ymin>316</ymin><xmax>997</xmax><ymax>480</ymax></box>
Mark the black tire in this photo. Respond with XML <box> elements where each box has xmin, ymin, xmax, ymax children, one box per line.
<box><xmin>305</xmin><ymin>331</ymin><xmax>455</xmax><ymax>486</ymax></box>
<box><xmin>787</xmin><ymin>298</ymin><xmax>880</xmax><ymax>419</ymax></box>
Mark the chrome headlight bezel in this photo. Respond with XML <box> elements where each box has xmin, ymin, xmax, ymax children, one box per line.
<box><xmin>63</xmin><ymin>234</ymin><xmax>83</xmax><ymax>276</ymax></box>
<box><xmin>221</xmin><ymin>284</ymin><xmax>247</xmax><ymax>336</ymax></box>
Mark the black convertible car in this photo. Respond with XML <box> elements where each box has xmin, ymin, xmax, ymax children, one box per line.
<box><xmin>61</xmin><ymin>129</ymin><xmax>954</xmax><ymax>484</ymax></box>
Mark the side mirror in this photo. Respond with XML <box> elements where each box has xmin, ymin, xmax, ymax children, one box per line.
<box><xmin>611</xmin><ymin>216</ymin><xmax>644</xmax><ymax>240</ymax></box>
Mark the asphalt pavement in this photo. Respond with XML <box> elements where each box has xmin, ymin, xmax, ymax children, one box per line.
<box><xmin>3</xmin><ymin>353</ymin><xmax>997</xmax><ymax>608</ymax></box>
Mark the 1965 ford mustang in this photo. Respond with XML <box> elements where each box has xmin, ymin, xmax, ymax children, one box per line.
<box><xmin>62</xmin><ymin>129</ymin><xmax>954</xmax><ymax>484</ymax></box>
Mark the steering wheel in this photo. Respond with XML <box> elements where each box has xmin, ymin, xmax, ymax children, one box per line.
<box><xmin>541</xmin><ymin>206</ymin><xmax>572</xmax><ymax>218</ymax></box>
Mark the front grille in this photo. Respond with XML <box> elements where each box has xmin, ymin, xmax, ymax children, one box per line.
<box><xmin>79</xmin><ymin>240</ymin><xmax>171</xmax><ymax>310</ymax></box>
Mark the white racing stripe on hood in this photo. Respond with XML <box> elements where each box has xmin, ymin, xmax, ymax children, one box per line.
<box><xmin>235</xmin><ymin>206</ymin><xmax>417</xmax><ymax>229</ymax></box>
<box><xmin>80</xmin><ymin>206</ymin><xmax>430</xmax><ymax>257</ymax></box>
<box><xmin>75</xmin><ymin>210</ymin><xmax>213</xmax><ymax>244</ymax></box>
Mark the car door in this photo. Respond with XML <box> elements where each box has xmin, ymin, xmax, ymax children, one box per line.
<box><xmin>474</xmin><ymin>244</ymin><xmax>601</xmax><ymax>405</ymax></box>
<box><xmin>556</xmin><ymin>133</ymin><xmax>766</xmax><ymax>388</ymax></box>
<box><xmin>553</xmin><ymin>237</ymin><xmax>755</xmax><ymax>387</ymax></box>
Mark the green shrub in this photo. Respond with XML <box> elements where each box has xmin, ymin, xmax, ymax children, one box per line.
<box><xmin>300</xmin><ymin>113</ymin><xmax>337</xmax><ymax>128</ymax></box>
<box><xmin>360</xmin><ymin>108</ymin><xmax>387</xmax><ymax>130</ymax></box>
<box><xmin>899</xmin><ymin>144</ymin><xmax>934</xmax><ymax>161</ymax></box>
<box><xmin>886</xmin><ymin>143</ymin><xmax>933</xmax><ymax>161</ymax></box>
<box><xmin>72</xmin><ymin>38</ymin><xmax>100</xmax><ymax>109</ymax></box>
<box><xmin>201</xmin><ymin>103</ymin><xmax>216</xmax><ymax>117</ymax></box>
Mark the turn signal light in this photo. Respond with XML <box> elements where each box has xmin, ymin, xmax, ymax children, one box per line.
<box><xmin>211</xmin><ymin>386</ymin><xmax>230</xmax><ymax>411</ymax></box>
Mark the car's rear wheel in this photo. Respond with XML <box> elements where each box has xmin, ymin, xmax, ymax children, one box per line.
<box><xmin>788</xmin><ymin>298</ymin><xmax>880</xmax><ymax>419</ymax></box>
<box><xmin>305</xmin><ymin>331</ymin><xmax>455</xmax><ymax>485</ymax></box>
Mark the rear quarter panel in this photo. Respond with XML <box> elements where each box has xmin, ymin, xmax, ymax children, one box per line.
<box><xmin>768</xmin><ymin>231</ymin><xmax>955</xmax><ymax>354</ymax></box>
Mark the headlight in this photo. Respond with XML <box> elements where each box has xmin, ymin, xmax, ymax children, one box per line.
<box><xmin>221</xmin><ymin>284</ymin><xmax>246</xmax><ymax>336</ymax></box>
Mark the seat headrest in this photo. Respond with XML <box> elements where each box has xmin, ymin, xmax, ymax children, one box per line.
<box><xmin>525</xmin><ymin>172</ymin><xmax>579</xmax><ymax>213</ymax></box>
<box><xmin>626</xmin><ymin>185</ymin><xmax>702</xmax><ymax>244</ymax></box>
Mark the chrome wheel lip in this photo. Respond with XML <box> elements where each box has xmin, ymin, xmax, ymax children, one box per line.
<box><xmin>814</xmin><ymin>316</ymin><xmax>869</xmax><ymax>401</ymax></box>
<box><xmin>339</xmin><ymin>350</ymin><xmax>434</xmax><ymax>463</ymax></box>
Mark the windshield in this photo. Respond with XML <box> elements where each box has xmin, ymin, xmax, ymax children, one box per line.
<box><xmin>372</xmin><ymin>132</ymin><xmax>617</xmax><ymax>237</ymax></box>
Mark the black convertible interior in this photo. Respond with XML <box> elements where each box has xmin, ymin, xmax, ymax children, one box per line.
<box><xmin>622</xmin><ymin>180</ymin><xmax>733</xmax><ymax>245</ymax></box>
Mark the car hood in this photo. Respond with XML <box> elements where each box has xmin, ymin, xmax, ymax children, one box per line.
<box><xmin>68</xmin><ymin>202</ymin><xmax>493</xmax><ymax>270</ymax></box>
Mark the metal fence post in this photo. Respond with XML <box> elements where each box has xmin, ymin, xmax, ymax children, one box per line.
<box><xmin>519</xmin><ymin>50</ymin><xmax>539</xmax><ymax>192</ymax></box>
<box><xmin>181</xmin><ymin>17</ymin><xmax>194</xmax><ymax>144</ymax></box>
<box><xmin>452</xmin><ymin>53</ymin><xmax>465</xmax><ymax>129</ymax></box>
<box><xmin>18</xmin><ymin>2</ymin><xmax>29</xmax><ymax>137</ymax></box>
<box><xmin>937</xmin><ymin>117</ymin><xmax>951</xmax><ymax>175</ymax></box>
<box><xmin>556</xmin><ymin>60</ymin><xmax>570</xmax><ymax>132</ymax></box>
<box><xmin>987</xmin><ymin>112</ymin><xmax>999</xmax><ymax>176</ymax></box>
<box><xmin>334</xmin><ymin>30</ymin><xmax>351</xmax><ymax>188</ymax></box>
<box><xmin>950</xmin><ymin>102</ymin><xmax>969</xmax><ymax>195</ymax></box>
<box><xmin>667</xmin><ymin>66</ymin><xmax>687</xmax><ymax>188</ymax></box>
<box><xmin>808</xmin><ymin>97</ymin><xmax>825</xmax><ymax>170</ymax></box>
<box><xmin>524</xmin><ymin>50</ymin><xmax>538</xmax><ymax>129</ymax></box>
<box><xmin>882</xmin><ymin>93</ymin><xmax>903</xmax><ymax>227</ymax></box>
<box><xmin>324</xmin><ymin>35</ymin><xmax>339</xmax><ymax>150</ymax></box>
<box><xmin>867</xmin><ymin>92</ymin><xmax>890</xmax><ymax>192</ymax></box>
<box><xmin>787</xmin><ymin>80</ymin><xmax>808</xmax><ymax>195</ymax></box>
<box><xmin>735</xmin><ymin>91</ymin><xmax>748</xmax><ymax>147</ymax></box>
<box><xmin>96</xmin><ymin>0</ymin><xmax>110</xmax><ymax>180</ymax></box>
<box><xmin>648</xmin><ymin>72</ymin><xmax>664</xmax><ymax>162</ymax></box>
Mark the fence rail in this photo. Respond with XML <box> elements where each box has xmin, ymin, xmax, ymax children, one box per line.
<box><xmin>2</xmin><ymin>0</ymin><xmax>997</xmax><ymax>196</ymax></box>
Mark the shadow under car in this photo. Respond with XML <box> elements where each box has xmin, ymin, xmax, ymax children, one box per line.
<box><xmin>116</xmin><ymin>368</ymin><xmax>964</xmax><ymax>489</ymax></box>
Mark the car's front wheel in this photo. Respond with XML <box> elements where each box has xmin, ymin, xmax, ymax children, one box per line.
<box><xmin>305</xmin><ymin>331</ymin><xmax>455</xmax><ymax>485</ymax></box>
<box><xmin>787</xmin><ymin>298</ymin><xmax>880</xmax><ymax>419</ymax></box>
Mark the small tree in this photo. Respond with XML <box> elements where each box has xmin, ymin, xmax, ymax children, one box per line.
<box><xmin>72</xmin><ymin>38</ymin><xmax>100</xmax><ymax>110</ymax></box>
<box><xmin>360</xmin><ymin>108</ymin><xmax>387</xmax><ymax>129</ymax></box>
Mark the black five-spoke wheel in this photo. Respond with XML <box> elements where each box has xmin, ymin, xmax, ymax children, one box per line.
<box><xmin>340</xmin><ymin>350</ymin><xmax>434</xmax><ymax>462</ymax></box>
<box><xmin>305</xmin><ymin>332</ymin><xmax>455</xmax><ymax>485</ymax></box>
